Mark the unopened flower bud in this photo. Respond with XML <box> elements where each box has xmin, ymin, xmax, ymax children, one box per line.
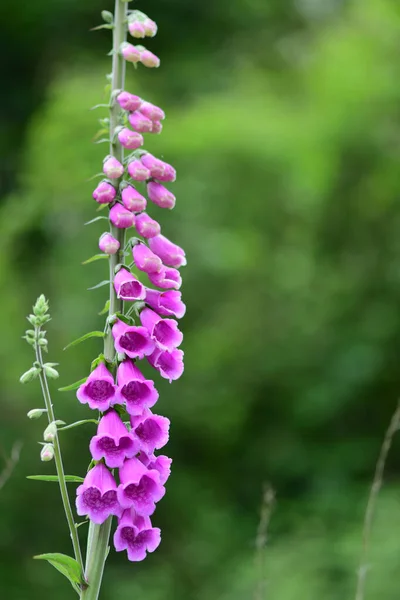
<box><xmin>134</xmin><ymin>213</ymin><xmax>161</xmax><ymax>238</ymax></box>
<box><xmin>128</xmin><ymin>111</ymin><xmax>153</xmax><ymax>133</ymax></box>
<box><xmin>43</xmin><ymin>364</ymin><xmax>59</xmax><ymax>379</ymax></box>
<box><xmin>120</xmin><ymin>42</ymin><xmax>141</xmax><ymax>63</ymax></box>
<box><xmin>99</xmin><ymin>232</ymin><xmax>120</xmax><ymax>255</ymax></box>
<box><xmin>143</xmin><ymin>18</ymin><xmax>158</xmax><ymax>37</ymax></box>
<box><xmin>93</xmin><ymin>180</ymin><xmax>116</xmax><ymax>204</ymax></box>
<box><xmin>20</xmin><ymin>367</ymin><xmax>40</xmax><ymax>384</ymax></box>
<box><xmin>151</xmin><ymin>120</ymin><xmax>163</xmax><ymax>134</ymax></box>
<box><xmin>43</xmin><ymin>422</ymin><xmax>57</xmax><ymax>442</ymax></box>
<box><xmin>128</xmin><ymin>20</ymin><xmax>146</xmax><ymax>38</ymax></box>
<box><xmin>121</xmin><ymin>185</ymin><xmax>147</xmax><ymax>212</ymax></box>
<box><xmin>141</xmin><ymin>153</ymin><xmax>176</xmax><ymax>181</ymax></box>
<box><xmin>147</xmin><ymin>182</ymin><xmax>176</xmax><ymax>209</ymax></box>
<box><xmin>139</xmin><ymin>101</ymin><xmax>165</xmax><ymax>122</ymax></box>
<box><xmin>109</xmin><ymin>204</ymin><xmax>136</xmax><ymax>229</ymax></box>
<box><xmin>41</xmin><ymin>444</ymin><xmax>55</xmax><ymax>462</ymax></box>
<box><xmin>117</xmin><ymin>128</ymin><xmax>144</xmax><ymax>150</ymax></box>
<box><xmin>33</xmin><ymin>295</ymin><xmax>49</xmax><ymax>317</ymax></box>
<box><xmin>140</xmin><ymin>50</ymin><xmax>160</xmax><ymax>68</ymax></box>
<box><xmin>27</xmin><ymin>408</ymin><xmax>47</xmax><ymax>420</ymax></box>
<box><xmin>116</xmin><ymin>91</ymin><xmax>142</xmax><ymax>112</ymax></box>
<box><xmin>103</xmin><ymin>156</ymin><xmax>124</xmax><ymax>179</ymax></box>
<box><xmin>127</xmin><ymin>160</ymin><xmax>151</xmax><ymax>181</ymax></box>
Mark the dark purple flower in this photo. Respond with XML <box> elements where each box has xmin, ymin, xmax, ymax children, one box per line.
<box><xmin>112</xmin><ymin>319</ymin><xmax>155</xmax><ymax>359</ymax></box>
<box><xmin>145</xmin><ymin>289</ymin><xmax>186</xmax><ymax>319</ymax></box>
<box><xmin>76</xmin><ymin>464</ymin><xmax>121</xmax><ymax>524</ymax></box>
<box><xmin>138</xmin><ymin>452</ymin><xmax>172</xmax><ymax>485</ymax></box>
<box><xmin>116</xmin><ymin>360</ymin><xmax>159</xmax><ymax>415</ymax></box>
<box><xmin>89</xmin><ymin>410</ymin><xmax>138</xmax><ymax>468</ymax></box>
<box><xmin>148</xmin><ymin>348</ymin><xmax>184</xmax><ymax>382</ymax></box>
<box><xmin>117</xmin><ymin>457</ymin><xmax>165</xmax><ymax>515</ymax></box>
<box><xmin>114</xmin><ymin>509</ymin><xmax>161</xmax><ymax>562</ymax></box>
<box><xmin>140</xmin><ymin>307</ymin><xmax>183</xmax><ymax>351</ymax></box>
<box><xmin>76</xmin><ymin>363</ymin><xmax>117</xmax><ymax>411</ymax></box>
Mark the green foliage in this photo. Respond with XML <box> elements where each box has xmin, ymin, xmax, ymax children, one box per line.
<box><xmin>2</xmin><ymin>0</ymin><xmax>400</xmax><ymax>599</ymax></box>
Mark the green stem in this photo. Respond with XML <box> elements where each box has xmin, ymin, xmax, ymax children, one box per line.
<box><xmin>81</xmin><ymin>1</ymin><xmax>127</xmax><ymax>598</ymax></box>
<box><xmin>35</xmin><ymin>339</ymin><xmax>84</xmax><ymax>573</ymax></box>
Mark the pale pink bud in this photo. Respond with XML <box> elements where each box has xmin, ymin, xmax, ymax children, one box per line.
<box><xmin>135</xmin><ymin>213</ymin><xmax>161</xmax><ymax>239</ymax></box>
<box><xmin>121</xmin><ymin>185</ymin><xmax>147</xmax><ymax>212</ymax></box>
<box><xmin>127</xmin><ymin>160</ymin><xmax>151</xmax><ymax>181</ymax></box>
<box><xmin>128</xmin><ymin>20</ymin><xmax>146</xmax><ymax>38</ymax></box>
<box><xmin>117</xmin><ymin>92</ymin><xmax>142</xmax><ymax>112</ymax></box>
<box><xmin>139</xmin><ymin>102</ymin><xmax>165</xmax><ymax>122</ymax></box>
<box><xmin>99</xmin><ymin>232</ymin><xmax>120</xmax><ymax>255</ymax></box>
<box><xmin>103</xmin><ymin>156</ymin><xmax>124</xmax><ymax>179</ymax></box>
<box><xmin>128</xmin><ymin>111</ymin><xmax>153</xmax><ymax>133</ymax></box>
<box><xmin>110</xmin><ymin>204</ymin><xmax>135</xmax><ymax>229</ymax></box>
<box><xmin>143</xmin><ymin>18</ymin><xmax>158</xmax><ymax>37</ymax></box>
<box><xmin>93</xmin><ymin>180</ymin><xmax>116</xmax><ymax>204</ymax></box>
<box><xmin>151</xmin><ymin>121</ymin><xmax>163</xmax><ymax>134</ymax></box>
<box><xmin>117</xmin><ymin>128</ymin><xmax>144</xmax><ymax>150</ymax></box>
<box><xmin>147</xmin><ymin>182</ymin><xmax>176</xmax><ymax>209</ymax></box>
<box><xmin>141</xmin><ymin>154</ymin><xmax>176</xmax><ymax>182</ymax></box>
<box><xmin>140</xmin><ymin>50</ymin><xmax>160</xmax><ymax>68</ymax></box>
<box><xmin>120</xmin><ymin>42</ymin><xmax>141</xmax><ymax>63</ymax></box>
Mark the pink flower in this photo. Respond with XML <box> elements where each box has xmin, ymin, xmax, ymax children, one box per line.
<box><xmin>109</xmin><ymin>204</ymin><xmax>135</xmax><ymax>229</ymax></box>
<box><xmin>148</xmin><ymin>266</ymin><xmax>182</xmax><ymax>290</ymax></box>
<box><xmin>114</xmin><ymin>509</ymin><xmax>161</xmax><ymax>562</ymax></box>
<box><xmin>117</xmin><ymin>360</ymin><xmax>159</xmax><ymax>416</ymax></box>
<box><xmin>114</xmin><ymin>267</ymin><xmax>145</xmax><ymax>301</ymax></box>
<box><xmin>117</xmin><ymin>457</ymin><xmax>165</xmax><ymax>515</ymax></box>
<box><xmin>149</xmin><ymin>234</ymin><xmax>186</xmax><ymax>268</ymax></box>
<box><xmin>148</xmin><ymin>348</ymin><xmax>184</xmax><ymax>382</ymax></box>
<box><xmin>147</xmin><ymin>182</ymin><xmax>176</xmax><ymax>209</ymax></box>
<box><xmin>127</xmin><ymin>160</ymin><xmax>151</xmax><ymax>181</ymax></box>
<box><xmin>150</xmin><ymin>120</ymin><xmax>163</xmax><ymax>134</ymax></box>
<box><xmin>120</xmin><ymin>42</ymin><xmax>141</xmax><ymax>63</ymax></box>
<box><xmin>140</xmin><ymin>50</ymin><xmax>160</xmax><ymax>68</ymax></box>
<box><xmin>138</xmin><ymin>452</ymin><xmax>172</xmax><ymax>484</ymax></box>
<box><xmin>128</xmin><ymin>21</ymin><xmax>146</xmax><ymax>39</ymax></box>
<box><xmin>112</xmin><ymin>319</ymin><xmax>155</xmax><ymax>359</ymax></box>
<box><xmin>117</xmin><ymin>128</ymin><xmax>144</xmax><ymax>150</ymax></box>
<box><xmin>140</xmin><ymin>307</ymin><xmax>183</xmax><ymax>351</ymax></box>
<box><xmin>144</xmin><ymin>289</ymin><xmax>186</xmax><ymax>319</ymax></box>
<box><xmin>93</xmin><ymin>180</ymin><xmax>116</xmax><ymax>204</ymax></box>
<box><xmin>76</xmin><ymin>464</ymin><xmax>121</xmax><ymax>524</ymax></box>
<box><xmin>139</xmin><ymin>102</ymin><xmax>165</xmax><ymax>122</ymax></box>
<box><xmin>99</xmin><ymin>232</ymin><xmax>120</xmax><ymax>255</ymax></box>
<box><xmin>128</xmin><ymin>111</ymin><xmax>153</xmax><ymax>133</ymax></box>
<box><xmin>134</xmin><ymin>213</ymin><xmax>161</xmax><ymax>239</ymax></box>
<box><xmin>141</xmin><ymin>154</ymin><xmax>176</xmax><ymax>181</ymax></box>
<box><xmin>89</xmin><ymin>410</ymin><xmax>138</xmax><ymax>468</ymax></box>
<box><xmin>103</xmin><ymin>156</ymin><xmax>124</xmax><ymax>179</ymax></box>
<box><xmin>76</xmin><ymin>363</ymin><xmax>117</xmax><ymax>411</ymax></box>
<box><xmin>143</xmin><ymin>19</ymin><xmax>158</xmax><ymax>38</ymax></box>
<box><xmin>121</xmin><ymin>185</ymin><xmax>147</xmax><ymax>212</ymax></box>
<box><xmin>117</xmin><ymin>91</ymin><xmax>142</xmax><ymax>112</ymax></box>
<box><xmin>130</xmin><ymin>408</ymin><xmax>170</xmax><ymax>454</ymax></box>
<box><xmin>132</xmin><ymin>242</ymin><xmax>163</xmax><ymax>274</ymax></box>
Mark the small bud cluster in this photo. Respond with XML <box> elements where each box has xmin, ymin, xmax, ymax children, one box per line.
<box><xmin>79</xmin><ymin>4</ymin><xmax>186</xmax><ymax>562</ymax></box>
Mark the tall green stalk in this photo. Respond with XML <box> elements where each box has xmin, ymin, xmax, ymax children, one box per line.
<box><xmin>81</xmin><ymin>1</ymin><xmax>127</xmax><ymax>598</ymax></box>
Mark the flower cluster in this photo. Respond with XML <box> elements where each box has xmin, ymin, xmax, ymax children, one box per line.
<box><xmin>77</xmin><ymin>7</ymin><xmax>185</xmax><ymax>562</ymax></box>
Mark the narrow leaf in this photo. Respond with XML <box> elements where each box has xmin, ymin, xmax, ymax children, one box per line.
<box><xmin>90</xmin><ymin>23</ymin><xmax>113</xmax><ymax>31</ymax></box>
<box><xmin>58</xmin><ymin>377</ymin><xmax>87</xmax><ymax>392</ymax></box>
<box><xmin>84</xmin><ymin>216</ymin><xmax>109</xmax><ymax>225</ymax></box>
<box><xmin>87</xmin><ymin>280</ymin><xmax>110</xmax><ymax>291</ymax></box>
<box><xmin>63</xmin><ymin>331</ymin><xmax>105</xmax><ymax>351</ymax></box>
<box><xmin>27</xmin><ymin>475</ymin><xmax>84</xmax><ymax>483</ymax></box>
<box><xmin>58</xmin><ymin>420</ymin><xmax>98</xmax><ymax>432</ymax></box>
<box><xmin>82</xmin><ymin>254</ymin><xmax>109</xmax><ymax>265</ymax></box>
<box><xmin>98</xmin><ymin>299</ymin><xmax>110</xmax><ymax>315</ymax></box>
<box><xmin>34</xmin><ymin>553</ymin><xmax>86</xmax><ymax>592</ymax></box>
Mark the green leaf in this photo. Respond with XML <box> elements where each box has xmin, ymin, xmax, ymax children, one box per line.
<box><xmin>27</xmin><ymin>475</ymin><xmax>84</xmax><ymax>483</ymax></box>
<box><xmin>98</xmin><ymin>299</ymin><xmax>110</xmax><ymax>315</ymax></box>
<box><xmin>87</xmin><ymin>280</ymin><xmax>110</xmax><ymax>291</ymax></box>
<box><xmin>82</xmin><ymin>253</ymin><xmax>109</xmax><ymax>265</ymax></box>
<box><xmin>34</xmin><ymin>553</ymin><xmax>86</xmax><ymax>593</ymax></box>
<box><xmin>58</xmin><ymin>419</ymin><xmax>98</xmax><ymax>432</ymax></box>
<box><xmin>63</xmin><ymin>330</ymin><xmax>105</xmax><ymax>351</ymax></box>
<box><xmin>84</xmin><ymin>215</ymin><xmax>108</xmax><ymax>225</ymax></box>
<box><xmin>58</xmin><ymin>377</ymin><xmax>87</xmax><ymax>392</ymax></box>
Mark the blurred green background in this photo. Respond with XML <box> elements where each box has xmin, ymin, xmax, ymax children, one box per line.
<box><xmin>2</xmin><ymin>0</ymin><xmax>400</xmax><ymax>598</ymax></box>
